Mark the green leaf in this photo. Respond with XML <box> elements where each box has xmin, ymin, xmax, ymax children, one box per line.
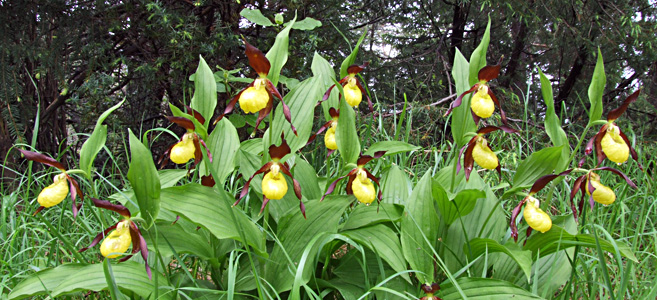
<box><xmin>539</xmin><ymin>68</ymin><xmax>570</xmax><ymax>172</ymax></box>
<box><xmin>310</xmin><ymin>52</ymin><xmax>339</xmax><ymax>120</ymax></box>
<box><xmin>434</xmin><ymin>185</ymin><xmax>485</xmax><ymax>225</ymax></box>
<box><xmin>468</xmin><ymin>18</ymin><xmax>492</xmax><ymax>86</ymax></box>
<box><xmin>266</xmin><ymin>76</ymin><xmax>323</xmax><ymax>153</ymax></box>
<box><xmin>191</xmin><ymin>56</ymin><xmax>217</xmax><ymax>127</ymax></box>
<box><xmin>523</xmin><ymin>225</ymin><xmax>638</xmax><ymax>263</ymax></box>
<box><xmin>451</xmin><ymin>48</ymin><xmax>477</xmax><ymax>147</ymax></box>
<box><xmin>102</xmin><ymin>258</ymin><xmax>122</xmax><ymax>300</ymax></box>
<box><xmin>381</xmin><ymin>164</ymin><xmax>410</xmax><ymax>204</ymax></box>
<box><xmin>266</xmin><ymin>15</ymin><xmax>295</xmax><ymax>86</ymax></box>
<box><xmin>342</xmin><ymin>224</ymin><xmax>410</xmax><ymax>282</ymax></box>
<box><xmin>264</xmin><ymin>197</ymin><xmax>352</xmax><ymax>293</ymax></box>
<box><xmin>292</xmin><ymin>157</ymin><xmax>322</xmax><ymax>200</ymax></box>
<box><xmin>79</xmin><ymin>99</ymin><xmax>124</xmax><ymax>178</ymax></box>
<box><xmin>336</xmin><ymin>94</ymin><xmax>360</xmax><ymax>164</ymax></box>
<box><xmin>400</xmin><ymin>171</ymin><xmax>437</xmax><ymax>283</ymax></box>
<box><xmin>441</xmin><ymin>278</ymin><xmax>544</xmax><ymax>300</ymax></box>
<box><xmin>364</xmin><ymin>141</ymin><xmax>419</xmax><ymax>156</ymax></box>
<box><xmin>239</xmin><ymin>8</ymin><xmax>274</xmax><ymax>27</ymax></box>
<box><xmin>8</xmin><ymin>262</ymin><xmax>169</xmax><ymax>300</ymax></box>
<box><xmin>127</xmin><ymin>129</ymin><xmax>160</xmax><ymax>229</ymax></box>
<box><xmin>143</xmin><ymin>222</ymin><xmax>215</xmax><ymax>262</ymax></box>
<box><xmin>339</xmin><ymin>30</ymin><xmax>368</xmax><ymax>78</ymax></box>
<box><xmin>159</xmin><ymin>184</ymin><xmax>266</xmax><ymax>255</ymax></box>
<box><xmin>341</xmin><ymin>203</ymin><xmax>403</xmax><ymax>230</ymax></box>
<box><xmin>287</xmin><ymin>17</ymin><xmax>321</xmax><ymax>30</ymax></box>
<box><xmin>503</xmin><ymin>145</ymin><xmax>564</xmax><ymax>199</ymax></box>
<box><xmin>203</xmin><ymin>118</ymin><xmax>239</xmax><ymax>185</ymax></box>
<box><xmin>588</xmin><ymin>48</ymin><xmax>606</xmax><ymax>124</ymax></box>
<box><xmin>468</xmin><ymin>238</ymin><xmax>533</xmax><ymax>282</ymax></box>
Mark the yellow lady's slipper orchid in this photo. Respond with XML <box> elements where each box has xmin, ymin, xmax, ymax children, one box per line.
<box><xmin>170</xmin><ymin>132</ymin><xmax>196</xmax><ymax>164</ymax></box>
<box><xmin>472</xmin><ymin>137</ymin><xmax>498</xmax><ymax>170</ymax></box>
<box><xmin>584</xmin><ymin>172</ymin><xmax>616</xmax><ymax>205</ymax></box>
<box><xmin>238</xmin><ymin>78</ymin><xmax>269</xmax><ymax>113</ymax></box>
<box><xmin>600</xmin><ymin>124</ymin><xmax>629</xmax><ymax>164</ymax></box>
<box><xmin>324</xmin><ymin>125</ymin><xmax>338</xmax><ymax>150</ymax></box>
<box><xmin>37</xmin><ymin>173</ymin><xmax>69</xmax><ymax>208</ymax></box>
<box><xmin>523</xmin><ymin>196</ymin><xmax>552</xmax><ymax>233</ymax></box>
<box><xmin>343</xmin><ymin>77</ymin><xmax>363</xmax><ymax>107</ymax></box>
<box><xmin>470</xmin><ymin>85</ymin><xmax>495</xmax><ymax>118</ymax></box>
<box><xmin>351</xmin><ymin>169</ymin><xmax>376</xmax><ymax>205</ymax></box>
<box><xmin>100</xmin><ymin>220</ymin><xmax>132</xmax><ymax>258</ymax></box>
<box><xmin>262</xmin><ymin>164</ymin><xmax>288</xmax><ymax>200</ymax></box>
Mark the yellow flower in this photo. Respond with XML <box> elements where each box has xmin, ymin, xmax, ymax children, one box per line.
<box><xmin>351</xmin><ymin>169</ymin><xmax>376</xmax><ymax>205</ymax></box>
<box><xmin>344</xmin><ymin>77</ymin><xmax>363</xmax><ymax>107</ymax></box>
<box><xmin>324</xmin><ymin>125</ymin><xmax>338</xmax><ymax>150</ymax></box>
<box><xmin>262</xmin><ymin>164</ymin><xmax>288</xmax><ymax>200</ymax></box>
<box><xmin>523</xmin><ymin>196</ymin><xmax>552</xmax><ymax>233</ymax></box>
<box><xmin>585</xmin><ymin>173</ymin><xmax>616</xmax><ymax>205</ymax></box>
<box><xmin>37</xmin><ymin>173</ymin><xmax>69</xmax><ymax>208</ymax></box>
<box><xmin>472</xmin><ymin>137</ymin><xmax>498</xmax><ymax>170</ymax></box>
<box><xmin>239</xmin><ymin>78</ymin><xmax>269</xmax><ymax>113</ymax></box>
<box><xmin>170</xmin><ymin>132</ymin><xmax>196</xmax><ymax>164</ymax></box>
<box><xmin>600</xmin><ymin>124</ymin><xmax>629</xmax><ymax>164</ymax></box>
<box><xmin>100</xmin><ymin>220</ymin><xmax>132</xmax><ymax>258</ymax></box>
<box><xmin>470</xmin><ymin>85</ymin><xmax>495</xmax><ymax>118</ymax></box>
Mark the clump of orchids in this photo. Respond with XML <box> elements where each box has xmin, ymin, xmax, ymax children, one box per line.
<box><xmin>236</xmin><ymin>134</ymin><xmax>304</xmax><ymax>217</ymax></box>
<box><xmin>321</xmin><ymin>62</ymin><xmax>373</xmax><ymax>111</ymax></box>
<box><xmin>445</xmin><ymin>59</ymin><xmax>507</xmax><ymax>124</ymax></box>
<box><xmin>161</xmin><ymin>106</ymin><xmax>211</xmax><ymax>167</ymax></box>
<box><xmin>322</xmin><ymin>152</ymin><xmax>385</xmax><ymax>205</ymax></box>
<box><xmin>214</xmin><ymin>38</ymin><xmax>297</xmax><ymax>135</ymax></box>
<box><xmin>582</xmin><ymin>90</ymin><xmax>642</xmax><ymax>168</ymax></box>
<box><xmin>457</xmin><ymin>125</ymin><xmax>518</xmax><ymax>181</ymax></box>
<box><xmin>18</xmin><ymin>149</ymin><xmax>83</xmax><ymax>216</ymax></box>
<box><xmin>79</xmin><ymin>198</ymin><xmax>151</xmax><ymax>279</ymax></box>
<box><xmin>306</xmin><ymin>107</ymin><xmax>339</xmax><ymax>156</ymax></box>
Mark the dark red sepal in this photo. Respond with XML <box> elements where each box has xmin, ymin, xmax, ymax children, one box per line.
<box><xmin>18</xmin><ymin>149</ymin><xmax>65</xmax><ymax>171</ymax></box>
<box><xmin>347</xmin><ymin>62</ymin><xmax>369</xmax><ymax>75</ymax></box>
<box><xmin>329</xmin><ymin>107</ymin><xmax>340</xmax><ymax>119</ymax></box>
<box><xmin>66</xmin><ymin>174</ymin><xmax>83</xmax><ymax>217</ymax></box>
<box><xmin>244</xmin><ymin>39</ymin><xmax>271</xmax><ymax>75</ymax></box>
<box><xmin>321</xmin><ymin>169</ymin><xmax>358</xmax><ymax>201</ymax></box>
<box><xmin>587</xmin><ymin>173</ymin><xmax>596</xmax><ymax>209</ymax></box>
<box><xmin>617</xmin><ymin>130</ymin><xmax>642</xmax><ymax>170</ymax></box>
<box><xmin>254</xmin><ymin>96</ymin><xmax>274</xmax><ymax>134</ymax></box>
<box><xmin>78</xmin><ymin>224</ymin><xmax>118</xmax><ymax>253</ymax></box>
<box><xmin>529</xmin><ymin>169</ymin><xmax>573</xmax><ymax>195</ymax></box>
<box><xmin>130</xmin><ymin>221</ymin><xmax>152</xmax><ymax>280</ymax></box>
<box><xmin>201</xmin><ymin>175</ymin><xmax>215</xmax><ymax>187</ymax></box>
<box><xmin>463</xmin><ymin>141</ymin><xmax>476</xmax><ymax>182</ymax></box>
<box><xmin>184</xmin><ymin>105</ymin><xmax>206</xmax><ymax>125</ymax></box>
<box><xmin>238</xmin><ymin>161</ymin><xmax>274</xmax><ymax>202</ymax></box>
<box><xmin>488</xmin><ymin>91</ymin><xmax>508</xmax><ymax>125</ymax></box>
<box><xmin>166</xmin><ymin>116</ymin><xmax>195</xmax><ymax>131</ymax></box>
<box><xmin>279</xmin><ymin>162</ymin><xmax>302</xmax><ymax>200</ymax></box>
<box><xmin>592</xmin><ymin>167</ymin><xmax>638</xmax><ymax>188</ymax></box>
<box><xmin>478</xmin><ymin>64</ymin><xmax>501</xmax><ymax>82</ymax></box>
<box><xmin>510</xmin><ymin>197</ymin><xmax>529</xmax><ymax>242</ymax></box>
<box><xmin>356</xmin><ymin>151</ymin><xmax>385</xmax><ymax>167</ymax></box>
<box><xmin>355</xmin><ymin>80</ymin><xmax>374</xmax><ymax>112</ymax></box>
<box><xmin>265</xmin><ymin>80</ymin><xmax>298</xmax><ymax>135</ymax></box>
<box><xmin>269</xmin><ymin>134</ymin><xmax>292</xmax><ymax>160</ymax></box>
<box><xmin>260</xmin><ymin>196</ymin><xmax>270</xmax><ymax>215</ymax></box>
<box><xmin>608</xmin><ymin>90</ymin><xmax>640</xmax><ymax>121</ymax></box>
<box><xmin>570</xmin><ymin>175</ymin><xmax>586</xmax><ymax>222</ymax></box>
<box><xmin>91</xmin><ymin>198</ymin><xmax>131</xmax><ymax>218</ymax></box>
<box><xmin>444</xmin><ymin>84</ymin><xmax>479</xmax><ymax>117</ymax></box>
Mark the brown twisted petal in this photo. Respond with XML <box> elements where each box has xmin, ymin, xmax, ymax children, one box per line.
<box><xmin>607</xmin><ymin>89</ymin><xmax>640</xmax><ymax>121</ymax></box>
<box><xmin>243</xmin><ymin>38</ymin><xmax>271</xmax><ymax>75</ymax></box>
<box><xmin>477</xmin><ymin>64</ymin><xmax>501</xmax><ymax>82</ymax></box>
<box><xmin>91</xmin><ymin>197</ymin><xmax>131</xmax><ymax>217</ymax></box>
<box><xmin>18</xmin><ymin>149</ymin><xmax>66</xmax><ymax>171</ymax></box>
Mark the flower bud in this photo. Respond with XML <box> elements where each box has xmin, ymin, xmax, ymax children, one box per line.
<box><xmin>601</xmin><ymin>124</ymin><xmax>629</xmax><ymax>164</ymax></box>
<box><xmin>523</xmin><ymin>197</ymin><xmax>552</xmax><ymax>233</ymax></box>
<box><xmin>344</xmin><ymin>77</ymin><xmax>362</xmax><ymax>107</ymax></box>
<box><xmin>239</xmin><ymin>78</ymin><xmax>269</xmax><ymax>113</ymax></box>
<box><xmin>324</xmin><ymin>125</ymin><xmax>338</xmax><ymax>150</ymax></box>
<box><xmin>470</xmin><ymin>85</ymin><xmax>495</xmax><ymax>118</ymax></box>
<box><xmin>586</xmin><ymin>173</ymin><xmax>616</xmax><ymax>205</ymax></box>
<box><xmin>352</xmin><ymin>169</ymin><xmax>376</xmax><ymax>205</ymax></box>
<box><xmin>472</xmin><ymin>138</ymin><xmax>498</xmax><ymax>170</ymax></box>
<box><xmin>37</xmin><ymin>173</ymin><xmax>69</xmax><ymax>208</ymax></box>
<box><xmin>170</xmin><ymin>133</ymin><xmax>196</xmax><ymax>164</ymax></box>
<box><xmin>100</xmin><ymin>221</ymin><xmax>132</xmax><ymax>258</ymax></box>
<box><xmin>262</xmin><ymin>164</ymin><xmax>288</xmax><ymax>200</ymax></box>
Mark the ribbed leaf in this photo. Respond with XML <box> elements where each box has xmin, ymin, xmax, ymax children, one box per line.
<box><xmin>143</xmin><ymin>222</ymin><xmax>215</xmax><ymax>261</ymax></box>
<box><xmin>400</xmin><ymin>171</ymin><xmax>437</xmax><ymax>283</ymax></box>
<box><xmin>588</xmin><ymin>48</ymin><xmax>606</xmax><ymax>124</ymax></box>
<box><xmin>79</xmin><ymin>99</ymin><xmax>123</xmax><ymax>178</ymax></box>
<box><xmin>8</xmin><ymin>262</ymin><xmax>169</xmax><ymax>300</ymax></box>
<box><xmin>539</xmin><ymin>68</ymin><xmax>570</xmax><ymax>172</ymax></box>
<box><xmin>339</xmin><ymin>30</ymin><xmax>367</xmax><ymax>78</ymax></box>
<box><xmin>451</xmin><ymin>48</ymin><xmax>477</xmax><ymax>147</ymax></box>
<box><xmin>264</xmin><ymin>196</ymin><xmax>352</xmax><ymax>293</ymax></box>
<box><xmin>159</xmin><ymin>184</ymin><xmax>266</xmax><ymax>255</ymax></box>
<box><xmin>381</xmin><ymin>164</ymin><xmax>410</xmax><ymax>204</ymax></box>
<box><xmin>336</xmin><ymin>94</ymin><xmax>360</xmax><ymax>164</ymax></box>
<box><xmin>265</xmin><ymin>16</ymin><xmax>295</xmax><ymax>86</ymax></box>
<box><xmin>240</xmin><ymin>8</ymin><xmax>274</xmax><ymax>27</ymax></box>
<box><xmin>203</xmin><ymin>118</ymin><xmax>239</xmax><ymax>185</ymax></box>
<box><xmin>503</xmin><ymin>145</ymin><xmax>564</xmax><ymax>199</ymax></box>
<box><xmin>293</xmin><ymin>157</ymin><xmax>321</xmax><ymax>200</ymax></box>
<box><xmin>364</xmin><ymin>141</ymin><xmax>419</xmax><ymax>157</ymax></box>
<box><xmin>127</xmin><ymin>129</ymin><xmax>161</xmax><ymax>229</ymax></box>
<box><xmin>468</xmin><ymin>18</ymin><xmax>491</xmax><ymax>86</ymax></box>
<box><xmin>342</xmin><ymin>224</ymin><xmax>410</xmax><ymax>282</ymax></box>
<box><xmin>468</xmin><ymin>238</ymin><xmax>532</xmax><ymax>282</ymax></box>
<box><xmin>191</xmin><ymin>56</ymin><xmax>217</xmax><ymax>127</ymax></box>
<box><xmin>434</xmin><ymin>185</ymin><xmax>485</xmax><ymax>225</ymax></box>
<box><xmin>311</xmin><ymin>52</ymin><xmax>340</xmax><ymax>120</ymax></box>
<box><xmin>341</xmin><ymin>203</ymin><xmax>403</xmax><ymax>230</ymax></box>
<box><xmin>441</xmin><ymin>278</ymin><xmax>544</xmax><ymax>300</ymax></box>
